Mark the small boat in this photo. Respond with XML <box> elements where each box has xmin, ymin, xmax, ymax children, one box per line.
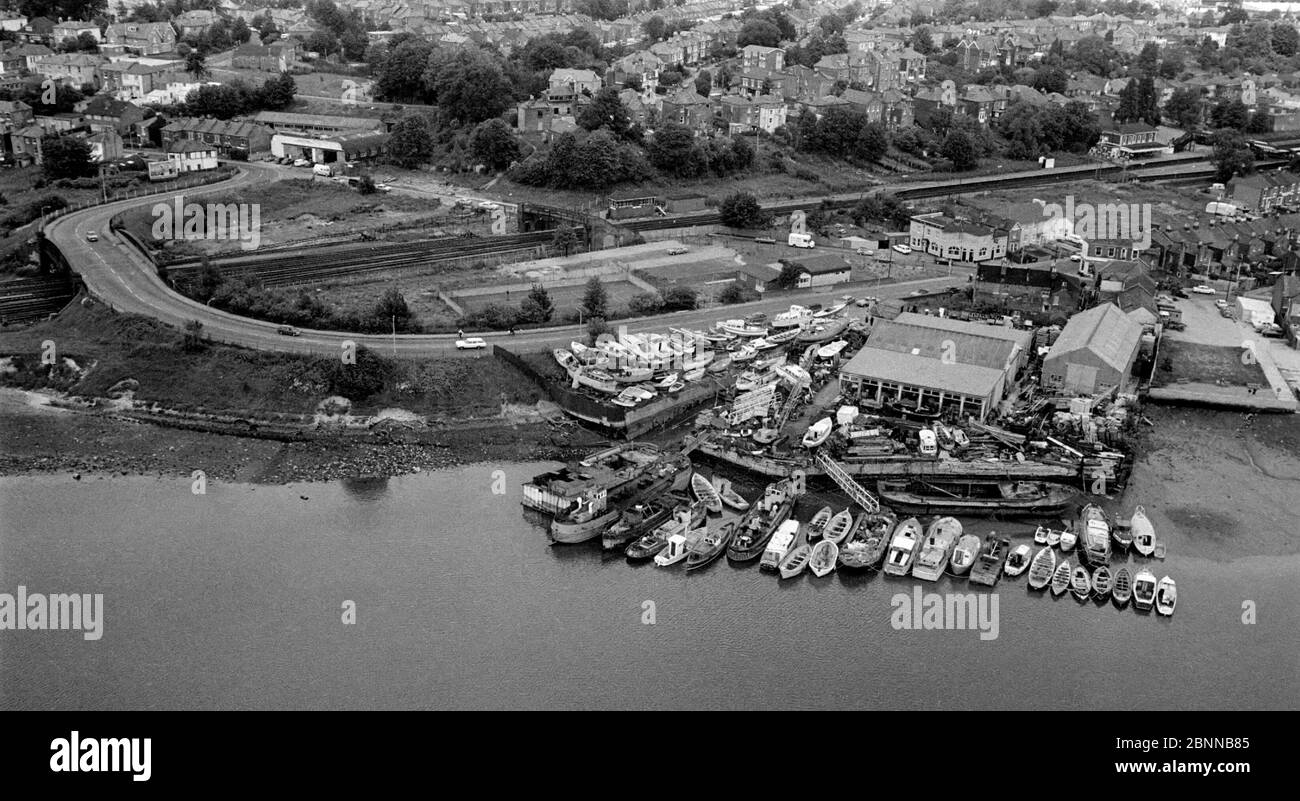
<box><xmin>608</xmin><ymin>365</ymin><xmax>655</xmax><ymax>384</ymax></box>
<box><xmin>707</xmin><ymin>355</ymin><xmax>732</xmax><ymax>373</ymax></box>
<box><xmin>1112</xmin><ymin>520</ymin><xmax>1134</xmax><ymax>553</ymax></box>
<box><xmin>752</xmin><ymin>337</ymin><xmax>779</xmax><ymax>350</ymax></box>
<box><xmin>683</xmin><ymin>367</ymin><xmax>706</xmax><ymax>381</ymax></box>
<box><xmin>1112</xmin><ymin>566</ymin><xmax>1133</xmax><ymax>607</ymax></box>
<box><xmin>717</xmin><ymin>319</ymin><xmax>767</xmax><ymax>338</ymax></box>
<box><xmin>1051</xmin><ymin>559</ymin><xmax>1072</xmax><ymax>596</ymax></box>
<box><xmin>554</xmin><ymin>349</ymin><xmax>579</xmax><ymax>371</ymax></box>
<box><xmin>772</xmin><ymin>305</ymin><xmax>815</xmax><ymax>329</ymax></box>
<box><xmin>779</xmin><ymin>542</ymin><xmax>813</xmax><ymax>579</ymax></box>
<box><xmin>882</xmin><ymin>400</ymin><xmax>942</xmax><ymax>421</ymax></box>
<box><xmin>1077</xmin><ymin>503</ymin><xmax>1112</xmax><ymax>566</ymax></box>
<box><xmin>913</xmin><ymin>516</ymin><xmax>961</xmax><ymax>581</ymax></box>
<box><xmin>765</xmin><ymin>328</ymin><xmax>801</xmax><ymax>345</ymax></box>
<box><xmin>572</xmin><ymin>368</ymin><xmax>620</xmax><ymax>394</ymax></box>
<box><xmin>823</xmin><ymin>509</ymin><xmax>854</xmax><ymax>545</ymax></box>
<box><xmin>1027</xmin><ymin>546</ymin><xmax>1057</xmax><ymax>591</ymax></box>
<box><xmin>612</xmin><ymin>395</ymin><xmax>637</xmax><ymax>408</ymax></box>
<box><xmin>1004</xmin><ymin>544</ymin><xmax>1033</xmax><ymax>577</ymax></box>
<box><xmin>1092</xmin><ymin>565</ymin><xmax>1113</xmax><ymax>600</ymax></box>
<box><xmin>838</xmin><ymin>512</ymin><xmax>896</xmax><ymax>569</ymax></box>
<box><xmin>802</xmin><ymin>417</ymin><xmax>833</xmax><ymax>448</ymax></box>
<box><xmin>1130</xmin><ymin>506</ymin><xmax>1156</xmax><ymax>557</ymax></box>
<box><xmin>1155</xmin><ymin>576</ymin><xmax>1177</xmax><ymax>616</ymax></box>
<box><xmin>952</xmin><ymin>428</ymin><xmax>969</xmax><ymax>448</ymax></box>
<box><xmin>1070</xmin><ymin>564</ymin><xmax>1092</xmax><ymax>600</ymax></box>
<box><xmin>685</xmin><ymin>521</ymin><xmax>735</xmax><ymax>571</ymax></box>
<box><xmin>627</xmin><ymin>384</ymin><xmax>656</xmax><ymax>400</ymax></box>
<box><xmin>797</xmin><ymin>317</ymin><xmax>848</xmax><ymax>343</ymax></box>
<box><xmin>883</xmin><ymin>517</ymin><xmax>922</xmax><ymax>576</ymax></box>
<box><xmin>1046</xmin><ymin>528</ymin><xmax>1062</xmax><ymax>547</ymax></box>
<box><xmin>730</xmin><ymin>344</ymin><xmax>758</xmax><ymax>362</ymax></box>
<box><xmin>1132</xmin><ymin>568</ymin><xmax>1158</xmax><ymax>611</ymax></box>
<box><xmin>1033</xmin><ymin>525</ymin><xmax>1050</xmax><ymax>545</ymax></box>
<box><xmin>667</xmin><ymin>381</ymin><xmax>686</xmax><ymax>393</ymax></box>
<box><xmin>949</xmin><ymin>534</ymin><xmax>981</xmax><ymax>576</ymax></box>
<box><xmin>970</xmin><ymin>536</ymin><xmax>1010</xmax><ymax>587</ymax></box>
<box><xmin>603</xmin><ymin>497</ymin><xmax>676</xmax><ymax>551</ymax></box>
<box><xmin>1059</xmin><ymin>526</ymin><xmax>1077</xmax><ymax>552</ymax></box>
<box><xmin>691</xmin><ymin>472</ymin><xmax>723</xmax><ymax>514</ymax></box>
<box><xmin>716</xmin><ymin>480</ymin><xmax>750</xmax><ymax>511</ymax></box>
<box><xmin>654</xmin><ymin>372</ymin><xmax>679</xmax><ymax>388</ymax></box>
<box><xmin>816</xmin><ymin>340</ymin><xmax>848</xmax><ymax>360</ymax></box>
<box><xmin>654</xmin><ymin>531</ymin><xmax>693</xmax><ymax>567</ymax></box>
<box><xmin>809</xmin><ymin>539</ymin><xmax>839</xmax><ymax>577</ymax></box>
<box><xmin>625</xmin><ymin>504</ymin><xmax>702</xmax><ymax>561</ymax></box>
<box><xmin>803</xmin><ymin>506</ymin><xmax>833</xmax><ymax>544</ymax></box>
<box><xmin>735</xmin><ymin>370</ymin><xmax>771</xmax><ymax>392</ymax></box>
<box><xmin>760</xmin><ymin>520</ymin><xmax>801</xmax><ymax>571</ymax></box>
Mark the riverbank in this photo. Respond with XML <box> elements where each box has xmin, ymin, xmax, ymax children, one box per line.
<box><xmin>0</xmin><ymin>387</ymin><xmax>606</xmax><ymax>482</ymax></box>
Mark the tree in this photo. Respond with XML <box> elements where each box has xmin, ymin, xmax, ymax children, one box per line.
<box><xmin>1136</xmin><ymin>42</ymin><xmax>1160</xmax><ymax>72</ymax></box>
<box><xmin>584</xmin><ymin>316</ymin><xmax>608</xmax><ymax>347</ymax></box>
<box><xmin>1211</xmin><ymin>98</ymin><xmax>1250</xmax><ymax>131</ymax></box>
<box><xmin>357</xmin><ymin>174</ymin><xmax>377</xmax><ymax>195</ymax></box>
<box><xmin>627</xmin><ymin>291</ymin><xmax>664</xmax><ymax>315</ymax></box>
<box><xmin>582</xmin><ymin>276</ymin><xmax>608</xmax><ymax>320</ymax></box>
<box><xmin>738</xmin><ymin>20</ymin><xmax>781</xmax><ymax>48</ymax></box>
<box><xmin>385</xmin><ymin>113</ymin><xmax>435</xmax><ymax>168</ymax></box>
<box><xmin>552</xmin><ymin>226</ymin><xmax>581</xmax><ymax>255</ymax></box>
<box><xmin>374</xmin><ymin>38</ymin><xmax>434</xmax><ymax>102</ymax></box>
<box><xmin>719</xmin><ymin>192</ymin><xmax>765</xmax><ymax>229</ymax></box>
<box><xmin>1211</xmin><ymin>130</ymin><xmax>1254</xmax><ymax>182</ymax></box>
<box><xmin>718</xmin><ymin>284</ymin><xmax>748</xmax><ymax>304</ymax></box>
<box><xmin>185</xmin><ymin>50</ymin><xmax>208</xmax><ymax>79</ymax></box>
<box><xmin>647</xmin><ymin>122</ymin><xmax>696</xmax><ymax>174</ymax></box>
<box><xmin>693</xmin><ymin>70</ymin><xmax>711</xmax><ymax>97</ymax></box>
<box><xmin>519</xmin><ymin>284</ymin><xmax>555</xmax><ymax>323</ymax></box>
<box><xmin>576</xmin><ymin>87</ymin><xmax>633</xmax><ymax>138</ymax></box>
<box><xmin>911</xmin><ymin>25</ymin><xmax>934</xmax><ymax>55</ymax></box>
<box><xmin>941</xmin><ymin>130</ymin><xmax>979</xmax><ymax>171</ymax></box>
<box><xmin>39</xmin><ymin>135</ymin><xmax>94</xmax><ymax>180</ymax></box>
<box><xmin>424</xmin><ymin>46</ymin><xmax>516</xmax><ymax>125</ymax></box>
<box><xmin>373</xmin><ymin>287</ymin><xmax>416</xmax><ymax>332</ymax></box>
<box><xmin>662</xmin><ymin>285</ymin><xmax>697</xmax><ymax>311</ymax></box>
<box><xmin>1163</xmin><ymin>88</ymin><xmax>1202</xmax><ymax>130</ymax></box>
<box><xmin>1273</xmin><ymin>23</ymin><xmax>1300</xmax><ymax>57</ymax></box>
<box><xmin>774</xmin><ymin>261</ymin><xmax>804</xmax><ymax>289</ymax></box>
<box><xmin>180</xmin><ymin>320</ymin><xmax>206</xmax><ymax>352</ymax></box>
<box><xmin>642</xmin><ymin>15</ymin><xmax>666</xmax><ymax>41</ymax></box>
<box><xmin>469</xmin><ymin>118</ymin><xmax>521</xmax><ymax>170</ymax></box>
<box><xmin>325</xmin><ymin>345</ymin><xmax>390</xmax><ymax>400</ymax></box>
<box><xmin>256</xmin><ymin>72</ymin><xmax>296</xmax><ymax>110</ymax></box>
<box><xmin>195</xmin><ymin>256</ymin><xmax>224</xmax><ymax>302</ymax></box>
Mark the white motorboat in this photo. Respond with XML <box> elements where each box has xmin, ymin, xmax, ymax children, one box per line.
<box><xmin>802</xmin><ymin>417</ymin><xmax>833</xmax><ymax>448</ymax></box>
<box><xmin>883</xmin><ymin>517</ymin><xmax>922</xmax><ymax>576</ymax></box>
<box><xmin>771</xmin><ymin>305</ymin><xmax>815</xmax><ymax>329</ymax></box>
<box><xmin>1131</xmin><ymin>505</ymin><xmax>1156</xmax><ymax>557</ymax></box>
<box><xmin>1004</xmin><ymin>543</ymin><xmax>1033</xmax><ymax>577</ymax></box>
<box><xmin>912</xmin><ymin>516</ymin><xmax>961</xmax><ymax>581</ymax></box>
<box><xmin>1155</xmin><ymin>576</ymin><xmax>1177</xmax><ymax>616</ymax></box>
<box><xmin>717</xmin><ymin>319</ymin><xmax>767</xmax><ymax>338</ymax></box>
<box><xmin>816</xmin><ymin>340</ymin><xmax>849</xmax><ymax>360</ymax></box>
<box><xmin>1132</xmin><ymin>569</ymin><xmax>1158</xmax><ymax>610</ymax></box>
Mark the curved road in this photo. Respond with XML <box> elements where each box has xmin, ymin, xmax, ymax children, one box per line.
<box><xmin>49</xmin><ymin>165</ymin><xmax>970</xmax><ymax>359</ymax></box>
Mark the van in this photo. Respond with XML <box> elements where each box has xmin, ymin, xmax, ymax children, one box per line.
<box><xmin>788</xmin><ymin>232</ymin><xmax>815</xmax><ymax>248</ymax></box>
<box><xmin>918</xmin><ymin>429</ymin><xmax>937</xmax><ymax>457</ymax></box>
<box><xmin>313</xmin><ymin>163</ymin><xmax>333</xmax><ymax>177</ymax></box>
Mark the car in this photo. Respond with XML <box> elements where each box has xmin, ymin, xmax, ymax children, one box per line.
<box><xmin>374</xmin><ymin>183</ymin><xmax>392</xmax><ymax>193</ymax></box>
<box><xmin>1191</xmin><ymin>284</ymin><xmax>1217</xmax><ymax>295</ymax></box>
<box><xmin>276</xmin><ymin>325</ymin><xmax>300</xmax><ymax>337</ymax></box>
<box><xmin>892</xmin><ymin>243</ymin><xmax>913</xmax><ymax>255</ymax></box>
<box><xmin>1261</xmin><ymin>323</ymin><xmax>1284</xmax><ymax>338</ymax></box>
<box><xmin>1069</xmin><ymin>253</ymin><xmax>1081</xmax><ymax>262</ymax></box>
<box><xmin>907</xmin><ymin>289</ymin><xmax>927</xmax><ymax>297</ymax></box>
<box><xmin>85</xmin><ymin>232</ymin><xmax>99</xmax><ymax>242</ymax></box>
<box><xmin>292</xmin><ymin>158</ymin><xmax>311</xmax><ymax>168</ymax></box>
<box><xmin>754</xmin><ymin>236</ymin><xmax>776</xmax><ymax>244</ymax></box>
<box><xmin>855</xmin><ymin>247</ymin><xmax>875</xmax><ymax>256</ymax></box>
<box><xmin>455</xmin><ymin>337</ymin><xmax>488</xmax><ymax>350</ymax></box>
<box><xmin>666</xmin><ymin>246</ymin><xmax>689</xmax><ymax>255</ymax></box>
<box><xmin>839</xmin><ymin>295</ymin><xmax>855</xmax><ymax>302</ymax></box>
<box><xmin>477</xmin><ymin>200</ymin><xmax>499</xmax><ymax>211</ymax></box>
<box><xmin>1215</xmin><ymin>299</ymin><xmax>1229</xmax><ymax>309</ymax></box>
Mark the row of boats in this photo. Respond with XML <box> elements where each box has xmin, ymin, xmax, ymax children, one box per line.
<box><xmin>1024</xmin><ymin>544</ymin><xmax>1176</xmax><ymax>614</ymax></box>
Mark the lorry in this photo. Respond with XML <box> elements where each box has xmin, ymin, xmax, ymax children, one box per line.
<box><xmin>787</xmin><ymin>232</ymin><xmax>815</xmax><ymax>248</ymax></box>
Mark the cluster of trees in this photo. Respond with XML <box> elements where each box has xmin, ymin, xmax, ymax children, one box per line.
<box><xmin>513</xmin><ymin>129</ymin><xmax>649</xmax><ymax>189</ymax></box>
<box><xmin>736</xmin><ymin>7</ymin><xmax>797</xmax><ymax>49</ymax></box>
<box><xmin>719</xmin><ymin>192</ymin><xmax>766</xmax><ymax>229</ymax></box>
<box><xmin>1197</xmin><ymin>20</ymin><xmax>1300</xmax><ymax>74</ymax></box>
<box><xmin>1113</xmin><ymin>74</ymin><xmax>1160</xmax><ymax>126</ymax></box>
<box><xmin>182</xmin><ymin>73</ymin><xmax>296</xmax><ymax>119</ymax></box>
<box><xmin>794</xmin><ymin>107</ymin><xmax>889</xmax><ymax>163</ymax></box>
<box><xmin>0</xmin><ymin>81</ymin><xmax>86</xmax><ymax>115</ymax></box>
<box><xmin>40</xmin><ymin>136</ymin><xmax>96</xmax><ymax>180</ymax></box>
<box><xmin>996</xmin><ymin>100</ymin><xmax>1101</xmax><ymax>160</ymax></box>
<box><xmin>303</xmin><ymin>0</ymin><xmax>369</xmax><ymax>61</ymax></box>
<box><xmin>199</xmin><ymin>270</ymin><xmax>424</xmax><ymax>334</ymax></box>
<box><xmin>645</xmin><ymin>122</ymin><xmax>755</xmax><ymax>179</ymax></box>
<box><xmin>0</xmin><ymin>193</ymin><xmax>67</xmax><ymax>235</ymax></box>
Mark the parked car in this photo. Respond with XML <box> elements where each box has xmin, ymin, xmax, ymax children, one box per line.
<box><xmin>855</xmin><ymin>247</ymin><xmax>875</xmax><ymax>256</ymax></box>
<box><xmin>1215</xmin><ymin>299</ymin><xmax>1229</xmax><ymax>309</ymax></box>
<box><xmin>666</xmin><ymin>246</ymin><xmax>689</xmax><ymax>255</ymax></box>
<box><xmin>892</xmin><ymin>243</ymin><xmax>913</xmax><ymax>255</ymax></box>
<box><xmin>85</xmin><ymin>232</ymin><xmax>99</xmax><ymax>242</ymax></box>
<box><xmin>292</xmin><ymin>158</ymin><xmax>311</xmax><ymax>168</ymax></box>
<box><xmin>1260</xmin><ymin>323</ymin><xmax>1284</xmax><ymax>338</ymax></box>
<box><xmin>1069</xmin><ymin>253</ymin><xmax>1081</xmax><ymax>262</ymax></box>
<box><xmin>1191</xmin><ymin>284</ymin><xmax>1216</xmax><ymax>295</ymax></box>
<box><xmin>455</xmin><ymin>337</ymin><xmax>488</xmax><ymax>350</ymax></box>
<box><xmin>276</xmin><ymin>325</ymin><xmax>300</xmax><ymax>337</ymax></box>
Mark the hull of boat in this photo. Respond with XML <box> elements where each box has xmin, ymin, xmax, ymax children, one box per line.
<box><xmin>1027</xmin><ymin>548</ymin><xmax>1056</xmax><ymax>590</ymax></box>
<box><xmin>549</xmin><ymin>508</ymin><xmax>622</xmax><ymax>543</ymax></box>
<box><xmin>726</xmin><ymin>496</ymin><xmax>795</xmax><ymax>562</ymax></box>
<box><xmin>874</xmin><ymin>492</ymin><xmax>1074</xmax><ymax>517</ymax></box>
<box><xmin>809</xmin><ymin>541</ymin><xmax>838</xmax><ymax>577</ymax></box>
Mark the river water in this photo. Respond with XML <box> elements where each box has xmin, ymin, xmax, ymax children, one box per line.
<box><xmin>1</xmin><ymin>464</ymin><xmax>1296</xmax><ymax>710</ymax></box>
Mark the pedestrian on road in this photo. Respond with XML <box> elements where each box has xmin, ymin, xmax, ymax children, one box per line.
<box><xmin>458</xmin><ymin>328</ymin><xmax>464</xmax><ymax>339</ymax></box>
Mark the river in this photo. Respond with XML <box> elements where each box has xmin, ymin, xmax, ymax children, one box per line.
<box><xmin>1</xmin><ymin>462</ymin><xmax>1297</xmax><ymax>710</ymax></box>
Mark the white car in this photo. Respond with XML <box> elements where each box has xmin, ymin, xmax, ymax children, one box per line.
<box><xmin>892</xmin><ymin>243</ymin><xmax>913</xmax><ymax>255</ymax></box>
<box><xmin>85</xmin><ymin>232</ymin><xmax>99</xmax><ymax>242</ymax></box>
<box><xmin>1191</xmin><ymin>285</ymin><xmax>1216</xmax><ymax>295</ymax></box>
<box><xmin>855</xmin><ymin>247</ymin><xmax>875</xmax><ymax>256</ymax></box>
<box><xmin>455</xmin><ymin>337</ymin><xmax>488</xmax><ymax>350</ymax></box>
<box><xmin>1068</xmin><ymin>253</ymin><xmax>1081</xmax><ymax>262</ymax></box>
<box><xmin>1214</xmin><ymin>299</ymin><xmax>1228</xmax><ymax>309</ymax></box>
<box><xmin>292</xmin><ymin>158</ymin><xmax>311</xmax><ymax>168</ymax></box>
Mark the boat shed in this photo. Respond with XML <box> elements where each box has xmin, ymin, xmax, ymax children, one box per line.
<box><xmin>837</xmin><ymin>313</ymin><xmax>1031</xmax><ymax>421</ymax></box>
<box><xmin>1040</xmin><ymin>303</ymin><xmax>1142</xmax><ymax>395</ymax></box>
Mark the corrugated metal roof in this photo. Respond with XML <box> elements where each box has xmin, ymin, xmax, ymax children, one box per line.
<box><xmin>1044</xmin><ymin>304</ymin><xmax>1142</xmax><ymax>373</ymax></box>
<box><xmin>841</xmin><ymin>346</ymin><xmax>1005</xmax><ymax>398</ymax></box>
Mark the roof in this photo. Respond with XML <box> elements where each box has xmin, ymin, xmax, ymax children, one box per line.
<box><xmin>841</xmin><ymin>345</ymin><xmax>1006</xmax><ymax>398</ymax></box>
<box><xmin>1044</xmin><ymin>303</ymin><xmax>1142</xmax><ymax>373</ymax></box>
<box><xmin>867</xmin><ymin>313</ymin><xmax>1029</xmax><ymax>371</ymax></box>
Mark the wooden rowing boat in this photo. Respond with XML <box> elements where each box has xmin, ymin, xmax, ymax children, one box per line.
<box><xmin>1112</xmin><ymin>566</ymin><xmax>1133</xmax><ymax>607</ymax></box>
<box><xmin>691</xmin><ymin>472</ymin><xmax>723</xmax><ymax>514</ymax></box>
<box><xmin>809</xmin><ymin>539</ymin><xmax>839</xmax><ymax>577</ymax></box>
<box><xmin>1070</xmin><ymin>564</ymin><xmax>1092</xmax><ymax>600</ymax></box>
<box><xmin>1027</xmin><ymin>546</ymin><xmax>1056</xmax><ymax>591</ymax></box>
<box><xmin>1050</xmin><ymin>559</ymin><xmax>1072</xmax><ymax>596</ymax></box>
<box><xmin>822</xmin><ymin>508</ymin><xmax>854</xmax><ymax>545</ymax></box>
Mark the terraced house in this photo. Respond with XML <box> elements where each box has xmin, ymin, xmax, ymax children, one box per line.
<box><xmin>909</xmin><ymin>212</ymin><xmax>1009</xmax><ymax>264</ymax></box>
<box><xmin>103</xmin><ymin>22</ymin><xmax>177</xmax><ymax>56</ymax></box>
<box><xmin>161</xmin><ymin>117</ymin><xmax>272</xmax><ymax>157</ymax></box>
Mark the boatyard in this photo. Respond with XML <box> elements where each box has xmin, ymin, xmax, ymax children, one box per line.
<box><xmin>520</xmin><ymin>296</ymin><xmax>1177</xmax><ymax>615</ymax></box>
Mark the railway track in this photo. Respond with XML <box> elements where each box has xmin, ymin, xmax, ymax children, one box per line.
<box><xmin>0</xmin><ymin>275</ymin><xmax>76</xmax><ymax>325</ymax></box>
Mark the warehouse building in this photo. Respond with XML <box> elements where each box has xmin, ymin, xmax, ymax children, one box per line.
<box><xmin>1041</xmin><ymin>303</ymin><xmax>1143</xmax><ymax>395</ymax></box>
<box><xmin>838</xmin><ymin>313</ymin><xmax>1033</xmax><ymax>421</ymax></box>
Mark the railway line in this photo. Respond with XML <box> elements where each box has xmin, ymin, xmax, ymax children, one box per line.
<box><xmin>0</xmin><ymin>275</ymin><xmax>75</xmax><ymax>326</ymax></box>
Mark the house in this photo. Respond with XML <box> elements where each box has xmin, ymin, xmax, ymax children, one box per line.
<box><xmin>741</xmin><ymin>44</ymin><xmax>783</xmax><ymax>73</ymax></box>
<box><xmin>660</xmin><ymin>86</ymin><xmax>714</xmax><ymax>133</ymax></box>
<box><xmin>909</xmin><ymin>212</ymin><xmax>1009</xmax><ymax>263</ymax></box>
<box><xmin>1271</xmin><ymin>274</ymin><xmax>1300</xmax><ymax>337</ymax></box>
<box><xmin>32</xmin><ymin>53</ymin><xmax>105</xmax><ymax>89</ymax></box>
<box><xmin>0</xmin><ymin>50</ymin><xmax>23</xmax><ymax>75</ymax></box>
<box><xmin>81</xmin><ymin>95</ymin><xmax>148</xmax><ymax>139</ymax></box>
<box><xmin>10</xmin><ymin>43</ymin><xmax>52</xmax><ymax>72</ymax></box>
<box><xmin>174</xmin><ymin>10</ymin><xmax>220</xmax><ymax>38</ymax></box>
<box><xmin>167</xmin><ymin>139</ymin><xmax>219</xmax><ymax>171</ymax></box>
<box><xmin>608</xmin><ymin>50</ymin><xmax>661</xmax><ymax>91</ymax></box>
<box><xmin>974</xmin><ymin>261</ymin><xmax>1083</xmax><ymax>317</ymax></box>
<box><xmin>548</xmin><ymin>68</ymin><xmax>601</xmax><ymax>97</ymax></box>
<box><xmin>231</xmin><ymin>42</ymin><xmax>297</xmax><ymax>72</ymax></box>
<box><xmin>103</xmin><ymin>22</ymin><xmax>178</xmax><ymax>56</ymax></box>
<box><xmin>52</xmin><ymin>20</ymin><xmax>100</xmax><ymax>45</ymax></box>
<box><xmin>0</xmin><ymin>99</ymin><xmax>33</xmax><ymax>129</ymax></box>
<box><xmin>85</xmin><ymin>129</ymin><xmax>123</xmax><ymax>162</ymax></box>
<box><xmin>19</xmin><ymin>16</ymin><xmax>56</xmax><ymax>44</ymax></box>
<box><xmin>1041</xmin><ymin>303</ymin><xmax>1143</xmax><ymax>395</ymax></box>
<box><xmin>1228</xmin><ymin>171</ymin><xmax>1300</xmax><ymax>213</ymax></box>
<box><xmin>790</xmin><ymin>253</ymin><xmax>852</xmax><ymax>287</ymax></box>
<box><xmin>161</xmin><ymin>117</ymin><xmax>272</xmax><ymax>156</ymax></box>
<box><xmin>100</xmin><ymin>61</ymin><xmax>175</xmax><ymax>99</ymax></box>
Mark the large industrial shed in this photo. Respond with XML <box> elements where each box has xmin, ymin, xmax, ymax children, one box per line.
<box><xmin>1041</xmin><ymin>303</ymin><xmax>1142</xmax><ymax>395</ymax></box>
